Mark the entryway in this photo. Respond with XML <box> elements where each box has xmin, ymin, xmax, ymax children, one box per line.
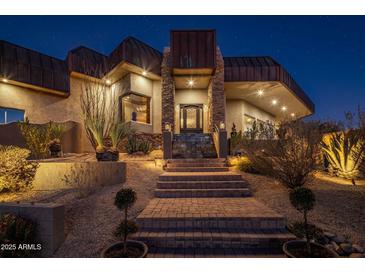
<box><xmin>179</xmin><ymin>104</ymin><xmax>203</xmax><ymax>133</ymax></box>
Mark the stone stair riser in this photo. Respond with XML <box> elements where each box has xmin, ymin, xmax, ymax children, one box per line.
<box><xmin>155</xmin><ymin>189</ymin><xmax>251</xmax><ymax>198</ymax></box>
<box><xmin>159</xmin><ymin>174</ymin><xmax>242</xmax><ymax>181</ymax></box>
<box><xmin>137</xmin><ymin>218</ymin><xmax>287</xmax><ymax>230</ymax></box>
<box><xmin>165</xmin><ymin>167</ymin><xmax>229</xmax><ymax>172</ymax></box>
<box><xmin>157</xmin><ymin>181</ymin><xmax>248</xmax><ymax>189</ymax></box>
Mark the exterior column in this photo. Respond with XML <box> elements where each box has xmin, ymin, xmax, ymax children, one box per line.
<box><xmin>161</xmin><ymin>47</ymin><xmax>175</xmax><ymax>132</ymax></box>
<box><xmin>208</xmin><ymin>47</ymin><xmax>225</xmax><ymax>131</ymax></box>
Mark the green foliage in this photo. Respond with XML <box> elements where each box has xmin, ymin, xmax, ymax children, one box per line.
<box><xmin>18</xmin><ymin>119</ymin><xmax>65</xmax><ymax>159</ymax></box>
<box><xmin>290</xmin><ymin>187</ymin><xmax>315</xmax><ymax>212</ymax></box>
<box><xmin>114</xmin><ymin>188</ymin><xmax>137</xmax><ymax>211</ymax></box>
<box><xmin>0</xmin><ymin>146</ymin><xmax>38</xmax><ymax>193</ymax></box>
<box><xmin>245</xmin><ymin>120</ymin><xmax>323</xmax><ymax>189</ymax></box>
<box><xmin>110</xmin><ymin>122</ymin><xmax>134</xmax><ymax>150</ymax></box>
<box><xmin>0</xmin><ymin>213</ymin><xmax>39</xmax><ymax>257</ymax></box>
<box><xmin>321</xmin><ymin>130</ymin><xmax>365</xmax><ymax>179</ymax></box>
<box><xmin>80</xmin><ymin>80</ymin><xmax>117</xmax><ymax>151</ymax></box>
<box><xmin>18</xmin><ymin>119</ymin><xmax>50</xmax><ymax>159</ymax></box>
<box><xmin>114</xmin><ymin>220</ymin><xmax>138</xmax><ymax>239</ymax></box>
<box><xmin>236</xmin><ymin>156</ymin><xmax>260</xmax><ymax>174</ymax></box>
<box><xmin>125</xmin><ymin>137</ymin><xmax>152</xmax><ymax>154</ymax></box>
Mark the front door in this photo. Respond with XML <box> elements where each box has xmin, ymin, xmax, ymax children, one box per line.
<box><xmin>180</xmin><ymin>104</ymin><xmax>203</xmax><ymax>133</ymax></box>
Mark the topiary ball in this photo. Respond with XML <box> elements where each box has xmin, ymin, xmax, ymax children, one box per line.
<box><xmin>289</xmin><ymin>187</ymin><xmax>315</xmax><ymax>212</ymax></box>
<box><xmin>114</xmin><ymin>188</ymin><xmax>137</xmax><ymax>211</ymax></box>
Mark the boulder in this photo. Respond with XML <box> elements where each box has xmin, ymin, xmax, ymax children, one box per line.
<box><xmin>352</xmin><ymin>244</ymin><xmax>365</xmax><ymax>254</ymax></box>
<box><xmin>332</xmin><ymin>235</ymin><xmax>346</xmax><ymax>244</ymax></box>
<box><xmin>323</xmin><ymin>231</ymin><xmax>336</xmax><ymax>239</ymax></box>
<box><xmin>340</xmin><ymin>243</ymin><xmax>353</xmax><ymax>255</ymax></box>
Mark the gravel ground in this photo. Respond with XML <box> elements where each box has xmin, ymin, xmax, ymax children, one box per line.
<box><xmin>237</xmin><ymin>169</ymin><xmax>365</xmax><ymax>247</ymax></box>
<box><xmin>51</xmin><ymin>161</ymin><xmax>161</xmax><ymax>257</ymax></box>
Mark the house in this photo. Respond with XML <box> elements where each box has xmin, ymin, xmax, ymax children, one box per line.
<box><xmin>0</xmin><ymin>30</ymin><xmax>314</xmax><ymax>157</ymax></box>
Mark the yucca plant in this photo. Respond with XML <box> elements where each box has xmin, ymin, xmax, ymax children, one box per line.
<box><xmin>321</xmin><ymin>130</ymin><xmax>365</xmax><ymax>180</ymax></box>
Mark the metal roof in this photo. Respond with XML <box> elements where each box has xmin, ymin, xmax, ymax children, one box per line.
<box><xmin>224</xmin><ymin>56</ymin><xmax>315</xmax><ymax>113</ymax></box>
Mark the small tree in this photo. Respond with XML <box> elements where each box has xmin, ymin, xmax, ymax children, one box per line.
<box><xmin>289</xmin><ymin>187</ymin><xmax>316</xmax><ymax>255</ymax></box>
<box><xmin>114</xmin><ymin>188</ymin><xmax>138</xmax><ymax>255</ymax></box>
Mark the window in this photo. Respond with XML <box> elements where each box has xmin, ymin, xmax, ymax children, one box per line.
<box><xmin>121</xmin><ymin>93</ymin><xmax>151</xmax><ymax>124</ymax></box>
<box><xmin>0</xmin><ymin>107</ymin><xmax>25</xmax><ymax>124</ymax></box>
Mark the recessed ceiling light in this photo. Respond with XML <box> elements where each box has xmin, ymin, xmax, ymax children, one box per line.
<box><xmin>142</xmin><ymin>70</ymin><xmax>147</xmax><ymax>76</ymax></box>
<box><xmin>257</xmin><ymin>89</ymin><xmax>264</xmax><ymax>96</ymax></box>
<box><xmin>2</xmin><ymin>78</ymin><xmax>8</xmax><ymax>83</ymax></box>
<box><xmin>281</xmin><ymin>106</ymin><xmax>287</xmax><ymax>111</ymax></box>
<box><xmin>188</xmin><ymin>80</ymin><xmax>194</xmax><ymax>87</ymax></box>
<box><xmin>271</xmin><ymin>99</ymin><xmax>278</xmax><ymax>105</ymax></box>
<box><xmin>106</xmin><ymin>79</ymin><xmax>111</xmax><ymax>85</ymax></box>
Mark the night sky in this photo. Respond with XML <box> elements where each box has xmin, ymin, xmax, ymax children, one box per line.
<box><xmin>0</xmin><ymin>16</ymin><xmax>364</xmax><ymax>122</ymax></box>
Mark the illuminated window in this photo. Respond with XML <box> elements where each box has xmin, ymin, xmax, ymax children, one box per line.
<box><xmin>0</xmin><ymin>107</ymin><xmax>25</xmax><ymax>124</ymax></box>
<box><xmin>121</xmin><ymin>93</ymin><xmax>150</xmax><ymax>124</ymax></box>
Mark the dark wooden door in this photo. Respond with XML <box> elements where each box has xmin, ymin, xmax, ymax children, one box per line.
<box><xmin>180</xmin><ymin>104</ymin><xmax>203</xmax><ymax>133</ymax></box>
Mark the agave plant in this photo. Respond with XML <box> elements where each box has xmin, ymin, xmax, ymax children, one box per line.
<box><xmin>321</xmin><ymin>130</ymin><xmax>365</xmax><ymax>179</ymax></box>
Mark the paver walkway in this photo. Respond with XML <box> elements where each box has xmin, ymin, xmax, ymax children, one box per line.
<box><xmin>133</xmin><ymin>158</ymin><xmax>294</xmax><ymax>257</ymax></box>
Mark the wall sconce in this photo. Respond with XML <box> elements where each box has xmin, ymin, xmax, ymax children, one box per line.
<box><xmin>219</xmin><ymin>121</ymin><xmax>226</xmax><ymax>130</ymax></box>
<box><xmin>164</xmin><ymin>123</ymin><xmax>171</xmax><ymax>132</ymax></box>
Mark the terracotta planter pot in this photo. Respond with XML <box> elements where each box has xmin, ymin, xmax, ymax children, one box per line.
<box><xmin>101</xmin><ymin>240</ymin><xmax>148</xmax><ymax>258</ymax></box>
<box><xmin>96</xmin><ymin>150</ymin><xmax>119</xmax><ymax>161</ymax></box>
<box><xmin>283</xmin><ymin>240</ymin><xmax>339</xmax><ymax>258</ymax></box>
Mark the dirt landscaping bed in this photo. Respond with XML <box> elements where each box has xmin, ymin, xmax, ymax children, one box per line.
<box><xmin>237</xmin><ymin>169</ymin><xmax>365</xmax><ymax>247</ymax></box>
<box><xmin>0</xmin><ymin>159</ymin><xmax>162</xmax><ymax>257</ymax></box>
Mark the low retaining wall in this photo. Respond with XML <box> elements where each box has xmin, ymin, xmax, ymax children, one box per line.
<box><xmin>33</xmin><ymin>161</ymin><xmax>126</xmax><ymax>190</ymax></box>
<box><xmin>0</xmin><ymin>202</ymin><xmax>65</xmax><ymax>257</ymax></box>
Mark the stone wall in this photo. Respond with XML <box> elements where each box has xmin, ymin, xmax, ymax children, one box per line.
<box><xmin>208</xmin><ymin>47</ymin><xmax>226</xmax><ymax>131</ymax></box>
<box><xmin>0</xmin><ymin>202</ymin><xmax>65</xmax><ymax>257</ymax></box>
<box><xmin>161</xmin><ymin>47</ymin><xmax>175</xmax><ymax>132</ymax></box>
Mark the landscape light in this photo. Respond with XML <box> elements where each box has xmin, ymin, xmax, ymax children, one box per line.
<box><xmin>281</xmin><ymin>106</ymin><xmax>287</xmax><ymax>111</ymax></box>
<box><xmin>106</xmin><ymin>79</ymin><xmax>111</xmax><ymax>85</ymax></box>
<box><xmin>2</xmin><ymin>78</ymin><xmax>8</xmax><ymax>83</ymax></box>
<box><xmin>257</xmin><ymin>89</ymin><xmax>264</xmax><ymax>96</ymax></box>
<box><xmin>142</xmin><ymin>70</ymin><xmax>147</xmax><ymax>76</ymax></box>
<box><xmin>271</xmin><ymin>99</ymin><xmax>277</xmax><ymax>105</ymax></box>
<box><xmin>291</xmin><ymin>113</ymin><xmax>295</xmax><ymax>117</ymax></box>
<box><xmin>188</xmin><ymin>79</ymin><xmax>194</xmax><ymax>87</ymax></box>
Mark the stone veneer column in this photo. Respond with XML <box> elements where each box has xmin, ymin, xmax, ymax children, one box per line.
<box><xmin>161</xmin><ymin>47</ymin><xmax>175</xmax><ymax>132</ymax></box>
<box><xmin>208</xmin><ymin>47</ymin><xmax>225</xmax><ymax>131</ymax></box>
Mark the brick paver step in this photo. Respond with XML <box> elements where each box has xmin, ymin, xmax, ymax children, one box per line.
<box><xmin>166</xmin><ymin>162</ymin><xmax>227</xmax><ymax>168</ymax></box>
<box><xmin>159</xmin><ymin>172</ymin><xmax>243</xmax><ymax>181</ymax></box>
<box><xmin>157</xmin><ymin>180</ymin><xmax>248</xmax><ymax>189</ymax></box>
<box><xmin>133</xmin><ymin>230</ymin><xmax>295</xmax><ymax>250</ymax></box>
<box><xmin>154</xmin><ymin>188</ymin><xmax>251</xmax><ymax>198</ymax></box>
<box><xmin>146</xmin><ymin>247</ymin><xmax>286</xmax><ymax>258</ymax></box>
<box><xmin>167</xmin><ymin>158</ymin><xmax>226</xmax><ymax>164</ymax></box>
<box><xmin>165</xmin><ymin>167</ymin><xmax>229</xmax><ymax>172</ymax></box>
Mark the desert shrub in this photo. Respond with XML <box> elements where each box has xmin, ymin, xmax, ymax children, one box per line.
<box><xmin>18</xmin><ymin>119</ymin><xmax>50</xmax><ymax>159</ymax></box>
<box><xmin>110</xmin><ymin>122</ymin><xmax>134</xmax><ymax>151</ymax></box>
<box><xmin>236</xmin><ymin>156</ymin><xmax>261</xmax><ymax>174</ymax></box>
<box><xmin>125</xmin><ymin>137</ymin><xmax>152</xmax><ymax>155</ymax></box>
<box><xmin>62</xmin><ymin>165</ymin><xmax>96</xmax><ymax>198</ymax></box>
<box><xmin>80</xmin><ymin>74</ymin><xmax>117</xmax><ymax>152</ymax></box>
<box><xmin>0</xmin><ymin>213</ymin><xmax>39</xmax><ymax>258</ymax></box>
<box><xmin>0</xmin><ymin>146</ymin><xmax>38</xmax><ymax>193</ymax></box>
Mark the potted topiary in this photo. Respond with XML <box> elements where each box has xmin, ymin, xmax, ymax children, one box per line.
<box><xmin>101</xmin><ymin>188</ymin><xmax>148</xmax><ymax>258</ymax></box>
<box><xmin>283</xmin><ymin>187</ymin><xmax>339</xmax><ymax>258</ymax></box>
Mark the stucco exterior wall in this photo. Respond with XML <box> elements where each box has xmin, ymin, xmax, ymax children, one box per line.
<box><xmin>174</xmin><ymin>89</ymin><xmax>209</xmax><ymax>133</ymax></box>
<box><xmin>225</xmin><ymin>99</ymin><xmax>276</xmax><ymax>135</ymax></box>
